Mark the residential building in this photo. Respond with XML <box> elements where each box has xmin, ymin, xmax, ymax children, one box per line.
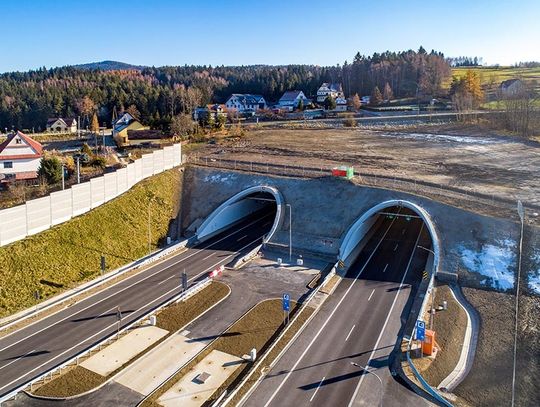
<box><xmin>499</xmin><ymin>79</ymin><xmax>524</xmax><ymax>97</ymax></box>
<box><xmin>193</xmin><ymin>104</ymin><xmax>228</xmax><ymax>121</ymax></box>
<box><xmin>316</xmin><ymin>83</ymin><xmax>344</xmax><ymax>103</ymax></box>
<box><xmin>334</xmin><ymin>97</ymin><xmax>348</xmax><ymax>112</ymax></box>
<box><xmin>0</xmin><ymin>131</ymin><xmax>43</xmax><ymax>182</ymax></box>
<box><xmin>225</xmin><ymin>94</ymin><xmax>267</xmax><ymax>113</ymax></box>
<box><xmin>112</xmin><ymin>112</ymin><xmax>148</xmax><ymax>146</ymax></box>
<box><xmin>277</xmin><ymin>90</ymin><xmax>310</xmax><ymax>110</ymax></box>
<box><xmin>46</xmin><ymin>117</ymin><xmax>77</xmax><ymax>133</ymax></box>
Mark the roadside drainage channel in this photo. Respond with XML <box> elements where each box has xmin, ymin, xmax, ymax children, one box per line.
<box><xmin>0</xmin><ymin>275</ymin><xmax>210</xmax><ymax>405</ymax></box>
<box><xmin>0</xmin><ymin>238</ymin><xmax>191</xmax><ymax>334</ymax></box>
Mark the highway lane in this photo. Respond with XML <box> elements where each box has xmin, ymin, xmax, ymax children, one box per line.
<box><xmin>244</xmin><ymin>209</ymin><xmax>433</xmax><ymax>407</ymax></box>
<box><xmin>0</xmin><ymin>208</ymin><xmax>275</xmax><ymax>399</ymax></box>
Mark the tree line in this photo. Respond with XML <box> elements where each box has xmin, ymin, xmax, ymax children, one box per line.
<box><xmin>0</xmin><ymin>47</ymin><xmax>452</xmax><ymax>131</ymax></box>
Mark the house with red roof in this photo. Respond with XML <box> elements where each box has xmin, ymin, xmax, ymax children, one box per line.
<box><xmin>0</xmin><ymin>131</ymin><xmax>43</xmax><ymax>182</ymax></box>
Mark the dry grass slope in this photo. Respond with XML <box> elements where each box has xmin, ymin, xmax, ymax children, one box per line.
<box><xmin>0</xmin><ymin>169</ymin><xmax>182</xmax><ymax>318</ymax></box>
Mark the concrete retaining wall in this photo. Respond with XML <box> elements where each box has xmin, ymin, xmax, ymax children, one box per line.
<box><xmin>181</xmin><ymin>166</ymin><xmax>537</xmax><ymax>291</ymax></box>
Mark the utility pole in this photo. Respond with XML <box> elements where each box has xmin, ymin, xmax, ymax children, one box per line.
<box><xmin>511</xmin><ymin>200</ymin><xmax>525</xmax><ymax>407</ymax></box>
<box><xmin>286</xmin><ymin>204</ymin><xmax>292</xmax><ymax>262</ymax></box>
<box><xmin>76</xmin><ymin>155</ymin><xmax>80</xmax><ymax>184</ymax></box>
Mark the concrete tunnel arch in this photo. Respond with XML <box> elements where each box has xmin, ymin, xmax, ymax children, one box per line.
<box><xmin>339</xmin><ymin>200</ymin><xmax>441</xmax><ymax>275</ymax></box>
<box><xmin>196</xmin><ymin>185</ymin><xmax>284</xmax><ymax>243</ymax></box>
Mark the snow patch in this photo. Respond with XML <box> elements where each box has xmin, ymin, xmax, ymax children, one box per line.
<box><xmin>203</xmin><ymin>173</ymin><xmax>236</xmax><ymax>184</ymax></box>
<box><xmin>385</xmin><ymin>132</ymin><xmax>501</xmax><ymax>145</ymax></box>
<box><xmin>459</xmin><ymin>239</ymin><xmax>516</xmax><ymax>291</ymax></box>
<box><xmin>529</xmin><ymin>251</ymin><xmax>540</xmax><ymax>295</ymax></box>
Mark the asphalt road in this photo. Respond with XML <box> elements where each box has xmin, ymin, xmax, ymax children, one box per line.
<box><xmin>244</xmin><ymin>209</ymin><xmax>434</xmax><ymax>407</ymax></box>
<box><xmin>0</xmin><ymin>208</ymin><xmax>275</xmax><ymax>400</ymax></box>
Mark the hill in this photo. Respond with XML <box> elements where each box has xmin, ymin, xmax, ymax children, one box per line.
<box><xmin>73</xmin><ymin>60</ymin><xmax>145</xmax><ymax>71</ymax></box>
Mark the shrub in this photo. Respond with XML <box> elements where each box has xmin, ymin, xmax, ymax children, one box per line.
<box><xmin>343</xmin><ymin>117</ymin><xmax>357</xmax><ymax>127</ymax></box>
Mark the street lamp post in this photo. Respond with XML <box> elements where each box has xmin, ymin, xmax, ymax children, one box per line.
<box><xmin>511</xmin><ymin>200</ymin><xmax>525</xmax><ymax>407</ymax></box>
<box><xmin>350</xmin><ymin>362</ymin><xmax>383</xmax><ymax>407</ymax></box>
<box><xmin>286</xmin><ymin>204</ymin><xmax>292</xmax><ymax>262</ymax></box>
<box><xmin>417</xmin><ymin>245</ymin><xmax>436</xmax><ymax>329</ymax></box>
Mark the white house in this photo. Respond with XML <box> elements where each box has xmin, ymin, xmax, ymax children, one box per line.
<box><xmin>316</xmin><ymin>83</ymin><xmax>344</xmax><ymax>103</ymax></box>
<box><xmin>225</xmin><ymin>94</ymin><xmax>267</xmax><ymax>113</ymax></box>
<box><xmin>499</xmin><ymin>79</ymin><xmax>524</xmax><ymax>97</ymax></box>
<box><xmin>277</xmin><ymin>90</ymin><xmax>310</xmax><ymax>110</ymax></box>
<box><xmin>46</xmin><ymin>117</ymin><xmax>77</xmax><ymax>133</ymax></box>
<box><xmin>334</xmin><ymin>97</ymin><xmax>348</xmax><ymax>112</ymax></box>
<box><xmin>0</xmin><ymin>131</ymin><xmax>43</xmax><ymax>182</ymax></box>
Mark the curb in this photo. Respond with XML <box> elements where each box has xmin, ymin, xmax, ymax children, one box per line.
<box><xmin>24</xmin><ymin>281</ymin><xmax>232</xmax><ymax>402</ymax></box>
<box><xmin>438</xmin><ymin>284</ymin><xmax>479</xmax><ymax>391</ymax></box>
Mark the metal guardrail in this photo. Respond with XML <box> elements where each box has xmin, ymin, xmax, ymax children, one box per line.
<box><xmin>0</xmin><ymin>276</ymin><xmax>211</xmax><ymax>404</ymax></box>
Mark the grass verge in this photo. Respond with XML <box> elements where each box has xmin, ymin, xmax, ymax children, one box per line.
<box><xmin>31</xmin><ymin>282</ymin><xmax>229</xmax><ymax>398</ymax></box>
<box><xmin>409</xmin><ymin>284</ymin><xmax>467</xmax><ymax>386</ymax></box>
<box><xmin>141</xmin><ymin>299</ymin><xmax>314</xmax><ymax>407</ymax></box>
<box><xmin>0</xmin><ymin>168</ymin><xmax>183</xmax><ymax>318</ymax></box>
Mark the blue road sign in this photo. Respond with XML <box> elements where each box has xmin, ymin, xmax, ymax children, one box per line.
<box><xmin>416</xmin><ymin>320</ymin><xmax>426</xmax><ymax>341</ymax></box>
<box><xmin>282</xmin><ymin>293</ymin><xmax>290</xmax><ymax>312</ymax></box>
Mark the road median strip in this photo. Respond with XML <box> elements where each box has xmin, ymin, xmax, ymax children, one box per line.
<box><xmin>27</xmin><ymin>282</ymin><xmax>230</xmax><ymax>399</ymax></box>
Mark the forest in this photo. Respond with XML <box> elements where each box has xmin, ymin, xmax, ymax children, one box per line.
<box><xmin>0</xmin><ymin>47</ymin><xmax>451</xmax><ymax>131</ymax></box>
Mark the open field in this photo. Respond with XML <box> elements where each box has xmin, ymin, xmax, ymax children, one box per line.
<box><xmin>191</xmin><ymin>125</ymin><xmax>540</xmax><ymax>216</ymax></box>
<box><xmin>448</xmin><ymin>66</ymin><xmax>540</xmax><ymax>89</ymax></box>
<box><xmin>0</xmin><ymin>169</ymin><xmax>182</xmax><ymax>318</ymax></box>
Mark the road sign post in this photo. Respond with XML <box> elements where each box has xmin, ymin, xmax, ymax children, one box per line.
<box><xmin>182</xmin><ymin>271</ymin><xmax>188</xmax><ymax>292</ymax></box>
<box><xmin>416</xmin><ymin>320</ymin><xmax>426</xmax><ymax>357</ymax></box>
<box><xmin>282</xmin><ymin>293</ymin><xmax>290</xmax><ymax>325</ymax></box>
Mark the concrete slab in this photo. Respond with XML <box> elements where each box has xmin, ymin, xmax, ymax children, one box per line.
<box><xmin>114</xmin><ymin>332</ymin><xmax>205</xmax><ymax>396</ymax></box>
<box><xmin>81</xmin><ymin>325</ymin><xmax>169</xmax><ymax>376</ymax></box>
<box><xmin>157</xmin><ymin>350</ymin><xmax>244</xmax><ymax>407</ymax></box>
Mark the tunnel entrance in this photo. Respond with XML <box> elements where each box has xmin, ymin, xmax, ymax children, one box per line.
<box><xmin>195</xmin><ymin>186</ymin><xmax>283</xmax><ymax>244</ymax></box>
<box><xmin>339</xmin><ymin>200</ymin><xmax>439</xmax><ymax>278</ymax></box>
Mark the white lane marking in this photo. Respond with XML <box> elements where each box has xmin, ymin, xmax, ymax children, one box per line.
<box><xmin>202</xmin><ymin>252</ymin><xmax>215</xmax><ymax>261</ymax></box>
<box><xmin>0</xmin><ymin>235</ymin><xmax>263</xmax><ymax>393</ymax></box>
<box><xmin>345</xmin><ymin>325</ymin><xmax>356</xmax><ymax>342</ymax></box>
<box><xmin>347</xmin><ymin>223</ymin><xmax>424</xmax><ymax>407</ymax></box>
<box><xmin>0</xmin><ymin>215</ymin><xmax>269</xmax><ymax>355</ymax></box>
<box><xmin>262</xmin><ymin>212</ymin><xmax>401</xmax><ymax>407</ymax></box>
<box><xmin>367</xmin><ymin>289</ymin><xmax>375</xmax><ymax>302</ymax></box>
<box><xmin>157</xmin><ymin>275</ymin><xmax>176</xmax><ymax>286</ymax></box>
<box><xmin>0</xmin><ymin>349</ymin><xmax>37</xmax><ymax>372</ymax></box>
<box><xmin>237</xmin><ymin>235</ymin><xmax>248</xmax><ymax>242</ymax></box>
<box><xmin>309</xmin><ymin>376</ymin><xmax>326</xmax><ymax>402</ymax></box>
<box><xmin>393</xmin><ymin>243</ymin><xmax>399</xmax><ymax>251</ymax></box>
<box><xmin>383</xmin><ymin>264</ymin><xmax>389</xmax><ymax>273</ymax></box>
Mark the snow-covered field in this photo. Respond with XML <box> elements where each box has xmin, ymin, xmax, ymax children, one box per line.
<box><xmin>459</xmin><ymin>239</ymin><xmax>516</xmax><ymax>291</ymax></box>
<box><xmin>388</xmin><ymin>132</ymin><xmax>503</xmax><ymax>145</ymax></box>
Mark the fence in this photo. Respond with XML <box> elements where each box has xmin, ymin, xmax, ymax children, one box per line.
<box><xmin>0</xmin><ymin>144</ymin><xmax>181</xmax><ymax>247</ymax></box>
<box><xmin>188</xmin><ymin>155</ymin><xmax>540</xmax><ymax>222</ymax></box>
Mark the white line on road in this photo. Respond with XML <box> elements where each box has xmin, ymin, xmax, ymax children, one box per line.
<box><xmin>368</xmin><ymin>289</ymin><xmax>375</xmax><ymax>301</ymax></box>
<box><xmin>0</xmin><ymin>235</ymin><xmax>264</xmax><ymax>394</ymax></box>
<box><xmin>202</xmin><ymin>252</ymin><xmax>215</xmax><ymax>261</ymax></box>
<box><xmin>0</xmin><ymin>215</ymin><xmax>268</xmax><ymax>355</ymax></box>
<box><xmin>262</xmin><ymin>212</ymin><xmax>402</xmax><ymax>407</ymax></box>
<box><xmin>237</xmin><ymin>235</ymin><xmax>248</xmax><ymax>242</ymax></box>
<box><xmin>157</xmin><ymin>275</ymin><xmax>176</xmax><ymax>286</ymax></box>
<box><xmin>0</xmin><ymin>349</ymin><xmax>37</xmax><ymax>372</ymax></box>
<box><xmin>345</xmin><ymin>325</ymin><xmax>356</xmax><ymax>342</ymax></box>
<box><xmin>383</xmin><ymin>264</ymin><xmax>389</xmax><ymax>273</ymax></box>
<box><xmin>309</xmin><ymin>376</ymin><xmax>326</xmax><ymax>402</ymax></box>
<box><xmin>393</xmin><ymin>243</ymin><xmax>399</xmax><ymax>251</ymax></box>
<box><xmin>347</xmin><ymin>223</ymin><xmax>424</xmax><ymax>407</ymax></box>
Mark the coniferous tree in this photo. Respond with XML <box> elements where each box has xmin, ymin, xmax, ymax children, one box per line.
<box><xmin>370</xmin><ymin>86</ymin><xmax>383</xmax><ymax>106</ymax></box>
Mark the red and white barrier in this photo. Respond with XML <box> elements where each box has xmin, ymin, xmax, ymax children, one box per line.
<box><xmin>209</xmin><ymin>265</ymin><xmax>225</xmax><ymax>278</ymax></box>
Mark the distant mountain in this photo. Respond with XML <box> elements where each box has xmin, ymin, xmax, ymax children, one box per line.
<box><xmin>73</xmin><ymin>60</ymin><xmax>145</xmax><ymax>71</ymax></box>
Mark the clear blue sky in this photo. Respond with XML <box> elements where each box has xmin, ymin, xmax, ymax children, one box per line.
<box><xmin>1</xmin><ymin>0</ymin><xmax>539</xmax><ymax>72</ymax></box>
